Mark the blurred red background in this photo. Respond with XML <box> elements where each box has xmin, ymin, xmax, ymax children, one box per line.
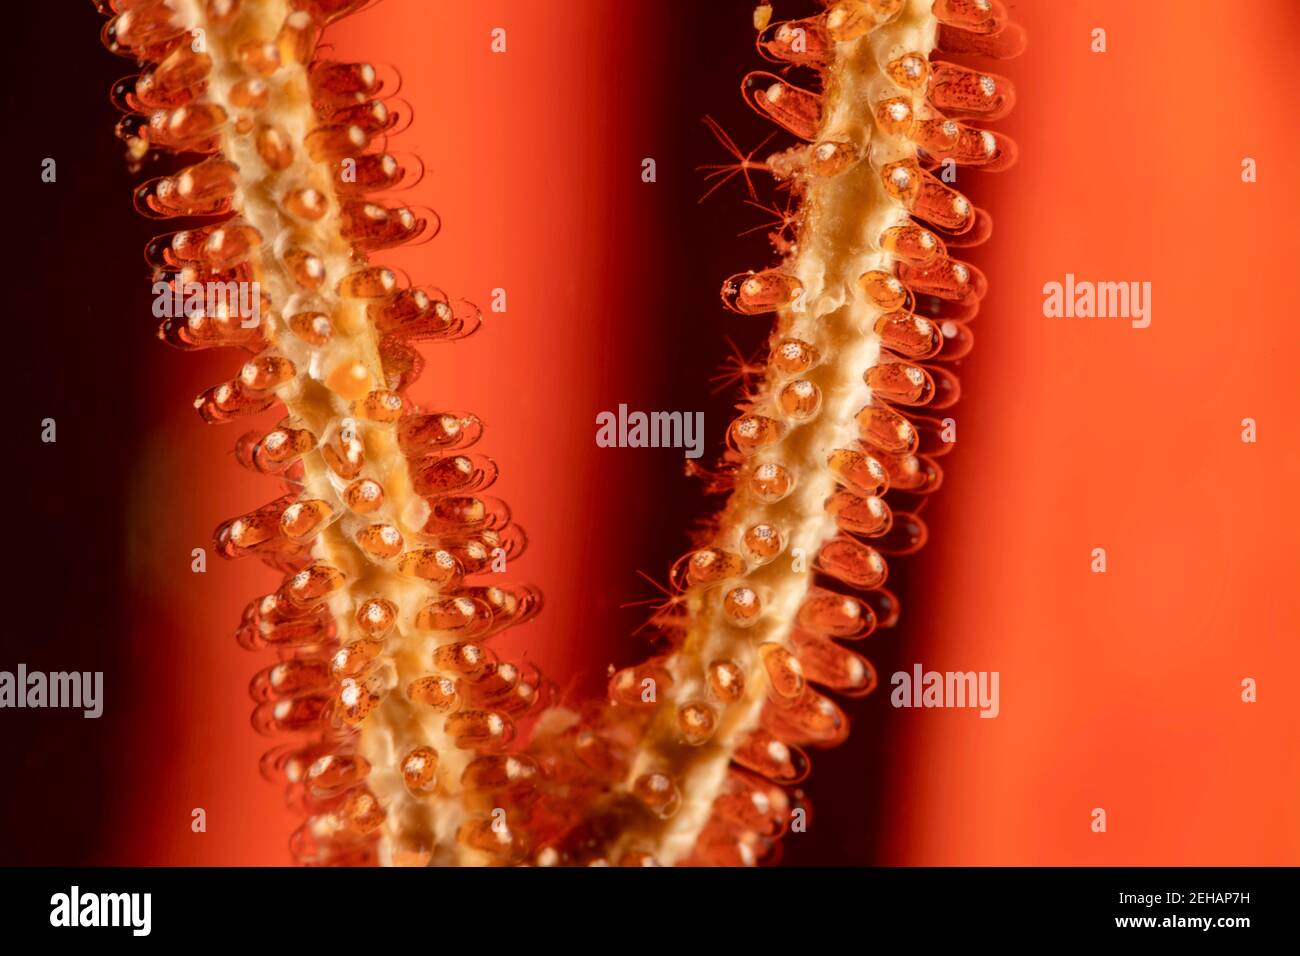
<box><xmin>5</xmin><ymin>0</ymin><xmax>1296</xmax><ymax>866</ymax></box>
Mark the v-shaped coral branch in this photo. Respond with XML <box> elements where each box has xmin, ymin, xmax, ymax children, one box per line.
<box><xmin>97</xmin><ymin>0</ymin><xmax>1020</xmax><ymax>867</ymax></box>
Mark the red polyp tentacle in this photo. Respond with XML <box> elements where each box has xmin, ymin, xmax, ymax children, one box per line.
<box><xmin>933</xmin><ymin>0</ymin><xmax>1009</xmax><ymax>34</ymax></box>
<box><xmin>756</xmin><ymin>18</ymin><xmax>834</xmax><ymax>67</ymax></box>
<box><xmin>927</xmin><ymin>61</ymin><xmax>1015</xmax><ymax>119</ymax></box>
<box><xmin>934</xmin><ymin>20</ymin><xmax>1027</xmax><ymax>58</ymax></box>
<box><xmin>741</xmin><ymin>72</ymin><xmax>823</xmax><ymax>140</ymax></box>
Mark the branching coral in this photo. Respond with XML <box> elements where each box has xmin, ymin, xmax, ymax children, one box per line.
<box><xmin>96</xmin><ymin>0</ymin><xmax>1020</xmax><ymax>866</ymax></box>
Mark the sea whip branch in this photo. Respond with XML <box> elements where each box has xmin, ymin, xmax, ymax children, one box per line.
<box><xmin>509</xmin><ymin>0</ymin><xmax>1022</xmax><ymax>866</ymax></box>
<box><xmin>98</xmin><ymin>0</ymin><xmax>544</xmax><ymax>866</ymax></box>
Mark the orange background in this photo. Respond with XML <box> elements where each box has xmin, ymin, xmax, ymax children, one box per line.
<box><xmin>91</xmin><ymin>1</ymin><xmax>1300</xmax><ymax>865</ymax></box>
<box><xmin>880</xmin><ymin>0</ymin><xmax>1300</xmax><ymax>865</ymax></box>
